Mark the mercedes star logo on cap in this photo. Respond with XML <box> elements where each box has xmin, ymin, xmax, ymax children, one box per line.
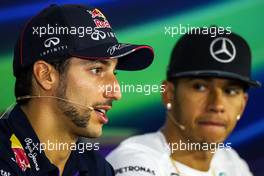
<box><xmin>210</xmin><ymin>37</ymin><xmax>236</xmax><ymax>63</ymax></box>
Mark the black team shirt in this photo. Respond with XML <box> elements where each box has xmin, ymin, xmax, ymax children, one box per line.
<box><xmin>0</xmin><ymin>105</ymin><xmax>114</xmax><ymax>176</ymax></box>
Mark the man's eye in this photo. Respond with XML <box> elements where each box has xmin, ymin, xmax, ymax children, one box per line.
<box><xmin>193</xmin><ymin>83</ymin><xmax>206</xmax><ymax>91</ymax></box>
<box><xmin>90</xmin><ymin>68</ymin><xmax>103</xmax><ymax>74</ymax></box>
<box><xmin>225</xmin><ymin>88</ymin><xmax>241</xmax><ymax>96</ymax></box>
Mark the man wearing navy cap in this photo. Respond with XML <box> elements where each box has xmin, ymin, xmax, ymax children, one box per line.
<box><xmin>107</xmin><ymin>28</ymin><xmax>261</xmax><ymax>176</ymax></box>
<box><xmin>0</xmin><ymin>4</ymin><xmax>154</xmax><ymax>176</ymax></box>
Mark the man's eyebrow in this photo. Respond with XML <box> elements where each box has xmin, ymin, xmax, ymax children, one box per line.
<box><xmin>225</xmin><ymin>80</ymin><xmax>246</xmax><ymax>87</ymax></box>
<box><xmin>185</xmin><ymin>77</ymin><xmax>213</xmax><ymax>82</ymax></box>
<box><xmin>85</xmin><ymin>59</ymin><xmax>111</xmax><ymax>66</ymax></box>
<box><xmin>185</xmin><ymin>78</ymin><xmax>246</xmax><ymax>88</ymax></box>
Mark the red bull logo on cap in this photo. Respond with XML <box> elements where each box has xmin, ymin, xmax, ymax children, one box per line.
<box><xmin>94</xmin><ymin>19</ymin><xmax>111</xmax><ymax>28</ymax></box>
<box><xmin>87</xmin><ymin>8</ymin><xmax>111</xmax><ymax>29</ymax></box>
<box><xmin>10</xmin><ymin>134</ymin><xmax>31</xmax><ymax>171</ymax></box>
<box><xmin>87</xmin><ymin>8</ymin><xmax>106</xmax><ymax>19</ymax></box>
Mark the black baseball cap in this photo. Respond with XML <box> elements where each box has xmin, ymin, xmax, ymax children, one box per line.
<box><xmin>13</xmin><ymin>4</ymin><xmax>154</xmax><ymax>77</ymax></box>
<box><xmin>167</xmin><ymin>27</ymin><xmax>261</xmax><ymax>88</ymax></box>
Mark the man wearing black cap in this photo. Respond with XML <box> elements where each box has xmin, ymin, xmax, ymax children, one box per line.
<box><xmin>107</xmin><ymin>28</ymin><xmax>260</xmax><ymax>176</ymax></box>
<box><xmin>0</xmin><ymin>4</ymin><xmax>154</xmax><ymax>176</ymax></box>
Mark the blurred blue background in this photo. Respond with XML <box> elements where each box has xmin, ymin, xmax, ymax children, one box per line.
<box><xmin>0</xmin><ymin>0</ymin><xmax>263</xmax><ymax>175</ymax></box>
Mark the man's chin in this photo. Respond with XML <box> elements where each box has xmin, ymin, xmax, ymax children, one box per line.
<box><xmin>88</xmin><ymin>131</ymin><xmax>102</xmax><ymax>138</ymax></box>
<box><xmin>191</xmin><ymin>134</ymin><xmax>226</xmax><ymax>145</ymax></box>
<box><xmin>79</xmin><ymin>126</ymin><xmax>103</xmax><ymax>138</ymax></box>
<box><xmin>195</xmin><ymin>136</ymin><xmax>225</xmax><ymax>143</ymax></box>
<box><xmin>194</xmin><ymin>130</ymin><xmax>227</xmax><ymax>143</ymax></box>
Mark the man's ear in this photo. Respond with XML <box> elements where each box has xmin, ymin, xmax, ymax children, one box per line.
<box><xmin>32</xmin><ymin>60</ymin><xmax>58</xmax><ymax>91</ymax></box>
<box><xmin>161</xmin><ymin>80</ymin><xmax>175</xmax><ymax>106</ymax></box>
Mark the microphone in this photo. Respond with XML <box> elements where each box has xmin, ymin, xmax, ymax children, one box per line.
<box><xmin>167</xmin><ymin>112</ymin><xmax>186</xmax><ymax>130</ymax></box>
<box><xmin>16</xmin><ymin>95</ymin><xmax>94</xmax><ymax>111</ymax></box>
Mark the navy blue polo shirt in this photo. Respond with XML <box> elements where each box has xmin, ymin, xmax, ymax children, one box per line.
<box><xmin>0</xmin><ymin>105</ymin><xmax>115</xmax><ymax>176</ymax></box>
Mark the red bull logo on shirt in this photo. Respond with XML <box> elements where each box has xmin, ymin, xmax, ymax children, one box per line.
<box><xmin>10</xmin><ymin>134</ymin><xmax>31</xmax><ymax>171</ymax></box>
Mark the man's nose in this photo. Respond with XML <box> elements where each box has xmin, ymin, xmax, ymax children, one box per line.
<box><xmin>104</xmin><ymin>78</ymin><xmax>122</xmax><ymax>101</ymax></box>
<box><xmin>207</xmin><ymin>89</ymin><xmax>225</xmax><ymax>114</ymax></box>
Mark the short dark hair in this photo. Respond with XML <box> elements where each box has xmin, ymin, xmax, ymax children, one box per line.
<box><xmin>15</xmin><ymin>58</ymin><xmax>70</xmax><ymax>105</ymax></box>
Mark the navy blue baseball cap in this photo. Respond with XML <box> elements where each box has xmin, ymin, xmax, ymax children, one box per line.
<box><xmin>167</xmin><ymin>27</ymin><xmax>261</xmax><ymax>88</ymax></box>
<box><xmin>13</xmin><ymin>4</ymin><xmax>154</xmax><ymax>77</ymax></box>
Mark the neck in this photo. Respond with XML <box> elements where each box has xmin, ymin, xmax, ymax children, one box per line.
<box><xmin>161</xmin><ymin>118</ymin><xmax>214</xmax><ymax>171</ymax></box>
<box><xmin>21</xmin><ymin>100</ymin><xmax>77</xmax><ymax>172</ymax></box>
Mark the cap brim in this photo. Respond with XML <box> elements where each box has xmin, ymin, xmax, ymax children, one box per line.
<box><xmin>170</xmin><ymin>70</ymin><xmax>261</xmax><ymax>88</ymax></box>
<box><xmin>69</xmin><ymin>43</ymin><xmax>154</xmax><ymax>71</ymax></box>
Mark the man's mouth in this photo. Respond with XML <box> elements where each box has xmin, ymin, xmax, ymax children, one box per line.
<box><xmin>95</xmin><ymin>109</ymin><xmax>106</xmax><ymax>114</ymax></box>
<box><xmin>93</xmin><ymin>106</ymin><xmax>111</xmax><ymax>124</ymax></box>
<box><xmin>198</xmin><ymin>121</ymin><xmax>225</xmax><ymax>126</ymax></box>
<box><xmin>197</xmin><ymin>119</ymin><xmax>227</xmax><ymax>131</ymax></box>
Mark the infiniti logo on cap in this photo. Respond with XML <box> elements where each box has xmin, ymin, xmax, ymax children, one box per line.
<box><xmin>210</xmin><ymin>37</ymin><xmax>236</xmax><ymax>63</ymax></box>
<box><xmin>44</xmin><ymin>37</ymin><xmax>60</xmax><ymax>48</ymax></box>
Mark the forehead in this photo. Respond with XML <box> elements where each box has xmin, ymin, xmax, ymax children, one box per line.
<box><xmin>69</xmin><ymin>57</ymin><xmax>118</xmax><ymax>66</ymax></box>
<box><xmin>179</xmin><ymin>77</ymin><xmax>246</xmax><ymax>86</ymax></box>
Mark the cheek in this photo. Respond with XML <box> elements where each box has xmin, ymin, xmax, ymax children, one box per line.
<box><xmin>182</xmin><ymin>95</ymin><xmax>205</xmax><ymax>118</ymax></box>
<box><xmin>226</xmin><ymin>99</ymin><xmax>243</xmax><ymax>126</ymax></box>
<box><xmin>174</xmin><ymin>93</ymin><xmax>203</xmax><ymax>124</ymax></box>
<box><xmin>227</xmin><ymin>96</ymin><xmax>244</xmax><ymax>113</ymax></box>
<box><xmin>65</xmin><ymin>73</ymin><xmax>101</xmax><ymax>100</ymax></box>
